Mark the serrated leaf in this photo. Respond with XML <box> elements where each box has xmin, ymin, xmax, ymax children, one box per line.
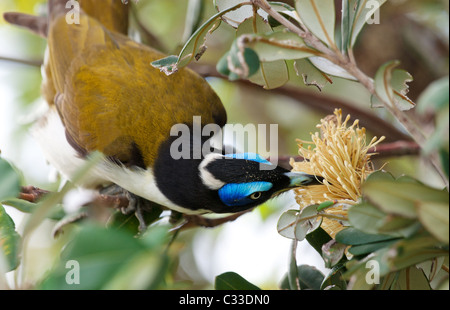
<box><xmin>294</xmin><ymin>58</ymin><xmax>333</xmax><ymax>91</ymax></box>
<box><xmin>215</xmin><ymin>271</ymin><xmax>261</xmax><ymax>290</ymax></box>
<box><xmin>235</xmin><ymin>15</ymin><xmax>291</xmax><ymax>89</ymax></box>
<box><xmin>372</xmin><ymin>60</ymin><xmax>415</xmax><ymax>111</ymax></box>
<box><xmin>296</xmin><ymin>0</ymin><xmax>336</xmax><ymax>47</ymax></box>
<box><xmin>0</xmin><ymin>157</ymin><xmax>21</xmax><ymax>202</ymax></box>
<box><xmin>150</xmin><ymin>55</ymin><xmax>179</xmax><ymax>75</ymax></box>
<box><xmin>0</xmin><ymin>204</ymin><xmax>21</xmax><ymax>271</ymax></box>
<box><xmin>226</xmin><ymin>42</ymin><xmax>261</xmax><ymax>79</ymax></box>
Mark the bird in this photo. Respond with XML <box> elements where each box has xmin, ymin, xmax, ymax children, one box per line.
<box><xmin>4</xmin><ymin>0</ymin><xmax>322</xmax><ymax>227</ymax></box>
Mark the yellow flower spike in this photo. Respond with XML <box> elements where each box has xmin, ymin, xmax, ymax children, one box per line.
<box><xmin>291</xmin><ymin>109</ymin><xmax>385</xmax><ymax>238</ymax></box>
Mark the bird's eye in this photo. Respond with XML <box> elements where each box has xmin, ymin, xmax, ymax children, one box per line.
<box><xmin>250</xmin><ymin>192</ymin><xmax>262</xmax><ymax>200</ymax></box>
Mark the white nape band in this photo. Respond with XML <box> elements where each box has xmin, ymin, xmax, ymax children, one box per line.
<box><xmin>198</xmin><ymin>153</ymin><xmax>226</xmax><ymax>190</ymax></box>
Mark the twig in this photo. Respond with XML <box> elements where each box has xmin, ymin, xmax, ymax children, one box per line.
<box><xmin>178</xmin><ymin>210</ymin><xmax>251</xmax><ymax>230</ymax></box>
<box><xmin>16</xmin><ymin>186</ymin><xmax>250</xmax><ymax>230</ymax></box>
<box><xmin>0</xmin><ymin>55</ymin><xmax>43</xmax><ymax>67</ymax></box>
<box><xmin>272</xmin><ymin>141</ymin><xmax>421</xmax><ymax>169</ymax></box>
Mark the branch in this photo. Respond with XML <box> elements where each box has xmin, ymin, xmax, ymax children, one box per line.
<box><xmin>0</xmin><ymin>55</ymin><xmax>43</xmax><ymax>67</ymax></box>
<box><xmin>17</xmin><ymin>186</ymin><xmax>250</xmax><ymax>230</ymax></box>
<box><xmin>190</xmin><ymin>63</ymin><xmax>412</xmax><ymax>143</ymax></box>
<box><xmin>272</xmin><ymin>140</ymin><xmax>421</xmax><ymax>169</ymax></box>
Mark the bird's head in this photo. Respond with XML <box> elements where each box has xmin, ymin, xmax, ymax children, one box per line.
<box><xmin>154</xmin><ymin>146</ymin><xmax>322</xmax><ymax>214</ymax></box>
<box><xmin>198</xmin><ymin>153</ymin><xmax>322</xmax><ymax>212</ymax></box>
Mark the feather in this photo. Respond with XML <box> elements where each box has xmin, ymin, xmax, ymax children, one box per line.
<box><xmin>218</xmin><ymin>181</ymin><xmax>273</xmax><ymax>207</ymax></box>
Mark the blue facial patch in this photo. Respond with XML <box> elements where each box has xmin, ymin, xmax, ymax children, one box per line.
<box><xmin>224</xmin><ymin>153</ymin><xmax>272</xmax><ymax>165</ymax></box>
<box><xmin>218</xmin><ymin>181</ymin><xmax>273</xmax><ymax>207</ymax></box>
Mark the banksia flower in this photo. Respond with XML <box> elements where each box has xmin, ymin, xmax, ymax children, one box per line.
<box><xmin>291</xmin><ymin>109</ymin><xmax>385</xmax><ymax>238</ymax></box>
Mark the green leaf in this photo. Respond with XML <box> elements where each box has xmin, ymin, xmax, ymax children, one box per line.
<box><xmin>0</xmin><ymin>204</ymin><xmax>21</xmax><ymax>271</ymax></box>
<box><xmin>388</xmin><ymin>233</ymin><xmax>448</xmax><ymax>271</ymax></box>
<box><xmin>416</xmin><ymin>201</ymin><xmax>449</xmax><ymax>243</ymax></box>
<box><xmin>372</xmin><ymin>60</ymin><xmax>415</xmax><ymax>111</ymax></box>
<box><xmin>244</xmin><ymin>31</ymin><xmax>316</xmax><ymax>62</ymax></box>
<box><xmin>280</xmin><ymin>263</ymin><xmax>325</xmax><ymax>290</ymax></box>
<box><xmin>362</xmin><ymin>174</ymin><xmax>448</xmax><ymax>219</ymax></box>
<box><xmin>235</xmin><ymin>15</ymin><xmax>289</xmax><ymax>89</ymax></box>
<box><xmin>39</xmin><ymin>224</ymin><xmax>169</xmax><ymax>289</ymax></box>
<box><xmin>102</xmin><ymin>250</ymin><xmax>169</xmax><ymax>290</ymax></box>
<box><xmin>2</xmin><ymin>198</ymin><xmax>65</xmax><ymax>220</ymax></box>
<box><xmin>295</xmin><ymin>204</ymin><xmax>322</xmax><ymax>241</ymax></box>
<box><xmin>294</xmin><ymin>58</ymin><xmax>333</xmax><ymax>91</ymax></box>
<box><xmin>417</xmin><ymin>76</ymin><xmax>449</xmax><ymax>114</ymax></box>
<box><xmin>297</xmin><ymin>264</ymin><xmax>325</xmax><ymax>290</ymax></box>
<box><xmin>248</xmin><ymin>59</ymin><xmax>288</xmax><ymax>89</ymax></box>
<box><xmin>305</xmin><ymin>226</ymin><xmax>332</xmax><ymax>255</ymax></box>
<box><xmin>215</xmin><ymin>0</ymin><xmax>264</xmax><ymax>28</ymax></box>
<box><xmin>295</xmin><ymin>0</ymin><xmax>336</xmax><ymax>47</ymax></box>
<box><xmin>348</xmin><ymin>239</ymin><xmax>398</xmax><ymax>256</ymax></box>
<box><xmin>0</xmin><ymin>157</ymin><xmax>21</xmax><ymax>201</ymax></box>
<box><xmin>308</xmin><ymin>56</ymin><xmax>356</xmax><ymax>80</ymax></box>
<box><xmin>277</xmin><ymin>205</ymin><xmax>321</xmax><ymax>241</ymax></box>
<box><xmin>215</xmin><ymin>272</ymin><xmax>261</xmax><ymax>290</ymax></box>
<box><xmin>321</xmin><ymin>263</ymin><xmax>347</xmax><ymax>290</ymax></box>
<box><xmin>277</xmin><ymin>209</ymin><xmax>298</xmax><ymax>239</ymax></box>
<box><xmin>344</xmin><ymin>0</ymin><xmax>387</xmax><ymax>48</ymax></box>
<box><xmin>322</xmin><ymin>240</ymin><xmax>346</xmax><ymax>268</ymax></box>
<box><xmin>150</xmin><ymin>55</ymin><xmax>179</xmax><ymax>75</ymax></box>
<box><xmin>153</xmin><ymin>2</ymin><xmax>253</xmax><ymax>74</ymax></box>
<box><xmin>440</xmin><ymin>149</ymin><xmax>449</xmax><ymax>178</ymax></box>
<box><xmin>390</xmin><ymin>266</ymin><xmax>432</xmax><ymax>290</ymax></box>
<box><xmin>416</xmin><ymin>77</ymin><xmax>449</xmax><ymax>157</ymax></box>
<box><xmin>347</xmin><ymin>202</ymin><xmax>387</xmax><ymax>234</ymax></box>
<box><xmin>348</xmin><ymin>202</ymin><xmax>418</xmax><ymax>238</ymax></box>
<box><xmin>182</xmin><ymin>0</ymin><xmax>205</xmax><ymax>43</ymax></box>
<box><xmin>335</xmin><ymin>227</ymin><xmax>398</xmax><ymax>245</ymax></box>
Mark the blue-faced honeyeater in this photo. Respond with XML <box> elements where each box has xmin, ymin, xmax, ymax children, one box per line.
<box><xmin>4</xmin><ymin>0</ymin><xmax>321</xmax><ymax>221</ymax></box>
